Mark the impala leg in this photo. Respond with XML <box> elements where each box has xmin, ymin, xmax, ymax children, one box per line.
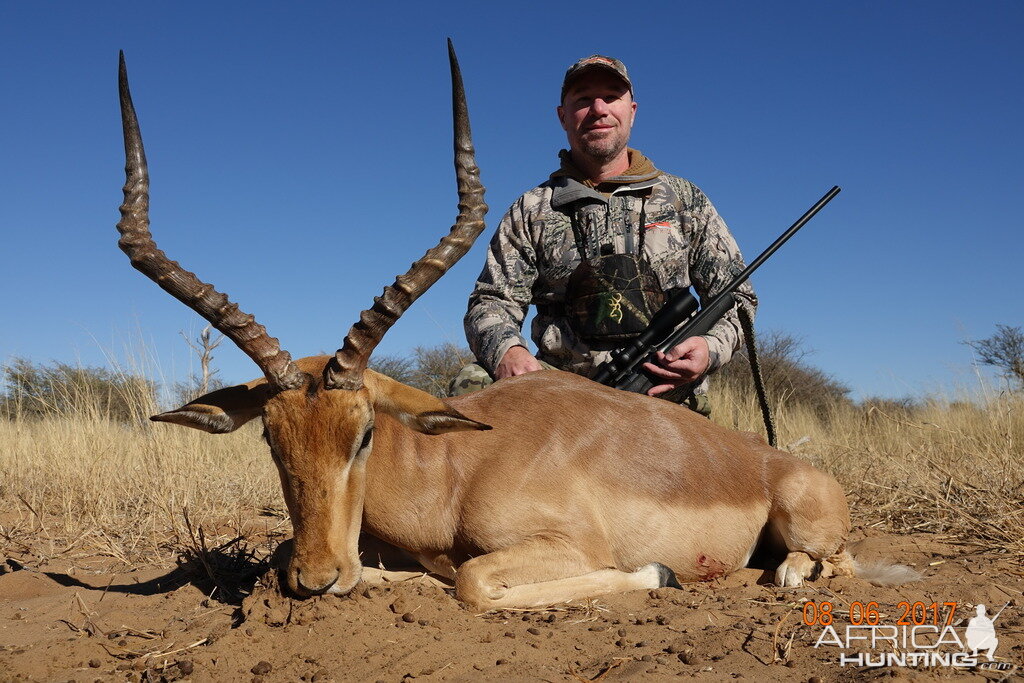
<box><xmin>454</xmin><ymin>537</ymin><xmax>679</xmax><ymax>610</ymax></box>
<box><xmin>770</xmin><ymin>465</ymin><xmax>852</xmax><ymax>588</ymax></box>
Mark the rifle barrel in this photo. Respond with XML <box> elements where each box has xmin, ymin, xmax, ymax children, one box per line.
<box><xmin>711</xmin><ymin>185</ymin><xmax>840</xmax><ymax>306</ymax></box>
<box><xmin>593</xmin><ymin>185</ymin><xmax>842</xmax><ymax>390</ymax></box>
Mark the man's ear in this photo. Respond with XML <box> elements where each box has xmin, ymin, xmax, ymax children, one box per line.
<box><xmin>364</xmin><ymin>370</ymin><xmax>491</xmax><ymax>435</ymax></box>
<box><xmin>151</xmin><ymin>381</ymin><xmax>273</xmax><ymax>434</ymax></box>
<box><xmin>556</xmin><ymin>104</ymin><xmax>568</xmax><ymax>131</ymax></box>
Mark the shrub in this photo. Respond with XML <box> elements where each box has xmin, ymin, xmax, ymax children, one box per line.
<box><xmin>715</xmin><ymin>330</ymin><xmax>851</xmax><ymax>417</ymax></box>
<box><xmin>0</xmin><ymin>357</ymin><xmax>156</xmax><ymax>423</ymax></box>
<box><xmin>369</xmin><ymin>343</ymin><xmax>474</xmax><ymax>397</ymax></box>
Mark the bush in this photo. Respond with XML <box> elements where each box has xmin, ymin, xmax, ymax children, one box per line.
<box><xmin>715</xmin><ymin>330</ymin><xmax>851</xmax><ymax>417</ymax></box>
<box><xmin>0</xmin><ymin>357</ymin><xmax>156</xmax><ymax>422</ymax></box>
<box><xmin>369</xmin><ymin>343</ymin><xmax>474</xmax><ymax>397</ymax></box>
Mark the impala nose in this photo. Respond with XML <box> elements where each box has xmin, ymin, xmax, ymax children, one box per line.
<box><xmin>294</xmin><ymin>567</ymin><xmax>340</xmax><ymax>595</ymax></box>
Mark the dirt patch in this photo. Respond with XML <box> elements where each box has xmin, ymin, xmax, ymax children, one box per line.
<box><xmin>1</xmin><ymin>529</ymin><xmax>1021</xmax><ymax>681</ymax></box>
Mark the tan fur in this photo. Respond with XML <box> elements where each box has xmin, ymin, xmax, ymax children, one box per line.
<box><xmin>154</xmin><ymin>356</ymin><xmax>862</xmax><ymax>608</ymax></box>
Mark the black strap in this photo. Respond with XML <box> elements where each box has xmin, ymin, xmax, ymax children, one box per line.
<box><xmin>567</xmin><ymin>208</ymin><xmax>591</xmax><ymax>262</ymax></box>
<box><xmin>737</xmin><ymin>305</ymin><xmax>776</xmax><ymax>448</ymax></box>
<box><xmin>637</xmin><ymin>194</ymin><xmax>648</xmax><ymax>253</ymax></box>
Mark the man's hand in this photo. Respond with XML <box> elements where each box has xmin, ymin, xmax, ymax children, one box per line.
<box><xmin>495</xmin><ymin>345</ymin><xmax>543</xmax><ymax>379</ymax></box>
<box><xmin>641</xmin><ymin>336</ymin><xmax>710</xmax><ymax>397</ymax></box>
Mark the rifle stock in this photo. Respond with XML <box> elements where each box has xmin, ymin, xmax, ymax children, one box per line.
<box><xmin>593</xmin><ymin>186</ymin><xmax>841</xmax><ymax>394</ymax></box>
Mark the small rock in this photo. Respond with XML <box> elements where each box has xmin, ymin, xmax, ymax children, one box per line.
<box><xmin>88</xmin><ymin>659</ymin><xmax>102</xmax><ymax>669</ymax></box>
<box><xmin>656</xmin><ymin>615</ymin><xmax>670</xmax><ymax>625</ymax></box>
<box><xmin>527</xmin><ymin>627</ymin><xmax>541</xmax><ymax>635</ymax></box>
<box><xmin>417</xmin><ymin>619</ymin><xmax>430</xmax><ymax>626</ymax></box>
<box><xmin>401</xmin><ymin>613</ymin><xmax>416</xmax><ymax>623</ymax></box>
<box><xmin>496</xmin><ymin>659</ymin><xmax>508</xmax><ymax>666</ymax></box>
<box><xmin>504</xmin><ymin>631</ymin><xmax>515</xmax><ymax>639</ymax></box>
<box><xmin>177</xmin><ymin>660</ymin><xmax>194</xmax><ymax>675</ymax></box>
<box><xmin>251</xmin><ymin>661</ymin><xmax>272</xmax><ymax>675</ymax></box>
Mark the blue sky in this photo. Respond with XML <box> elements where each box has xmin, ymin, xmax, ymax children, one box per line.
<box><xmin>1</xmin><ymin>1</ymin><xmax>1021</xmax><ymax>400</ymax></box>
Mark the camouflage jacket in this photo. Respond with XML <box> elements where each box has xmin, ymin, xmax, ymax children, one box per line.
<box><xmin>464</xmin><ymin>151</ymin><xmax>757</xmax><ymax>393</ymax></box>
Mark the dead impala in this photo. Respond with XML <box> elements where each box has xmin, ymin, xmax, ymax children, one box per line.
<box><xmin>117</xmin><ymin>44</ymin><xmax>908</xmax><ymax>610</ymax></box>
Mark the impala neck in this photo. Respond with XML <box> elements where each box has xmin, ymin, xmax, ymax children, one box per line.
<box><xmin>360</xmin><ymin>413</ymin><xmax>461</xmax><ymax>554</ymax></box>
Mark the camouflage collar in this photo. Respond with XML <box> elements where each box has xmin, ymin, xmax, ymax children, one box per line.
<box><xmin>549</xmin><ymin>175</ymin><xmax>659</xmax><ymax>209</ymax></box>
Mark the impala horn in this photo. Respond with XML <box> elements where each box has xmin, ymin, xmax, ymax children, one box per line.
<box><xmin>117</xmin><ymin>51</ymin><xmax>305</xmax><ymax>391</ymax></box>
<box><xmin>323</xmin><ymin>39</ymin><xmax>488</xmax><ymax>391</ymax></box>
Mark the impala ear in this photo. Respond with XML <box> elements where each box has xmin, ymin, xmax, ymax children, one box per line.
<box><xmin>151</xmin><ymin>381</ymin><xmax>273</xmax><ymax>434</ymax></box>
<box><xmin>364</xmin><ymin>370</ymin><xmax>491</xmax><ymax>435</ymax></box>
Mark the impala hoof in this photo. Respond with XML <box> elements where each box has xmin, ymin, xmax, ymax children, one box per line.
<box><xmin>652</xmin><ymin>562</ymin><xmax>682</xmax><ymax>589</ymax></box>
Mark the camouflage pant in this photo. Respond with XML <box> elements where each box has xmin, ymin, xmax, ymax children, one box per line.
<box><xmin>448</xmin><ymin>362</ymin><xmax>711</xmax><ymax>417</ymax></box>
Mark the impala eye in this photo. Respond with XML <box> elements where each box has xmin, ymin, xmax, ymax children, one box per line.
<box><xmin>359</xmin><ymin>426</ymin><xmax>374</xmax><ymax>452</ymax></box>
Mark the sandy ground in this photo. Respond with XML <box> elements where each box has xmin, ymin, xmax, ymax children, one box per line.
<box><xmin>1</xmin><ymin>527</ymin><xmax>1021</xmax><ymax>682</ymax></box>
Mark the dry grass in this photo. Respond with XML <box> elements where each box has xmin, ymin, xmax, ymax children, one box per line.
<box><xmin>0</xmin><ymin>383</ymin><xmax>280</xmax><ymax>567</ymax></box>
<box><xmin>710</xmin><ymin>381</ymin><xmax>1024</xmax><ymax>558</ymax></box>
<box><xmin>1</xmin><ymin>367</ymin><xmax>1021</xmax><ymax>567</ymax></box>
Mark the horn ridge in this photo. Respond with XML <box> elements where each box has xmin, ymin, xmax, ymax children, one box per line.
<box><xmin>324</xmin><ymin>40</ymin><xmax>488</xmax><ymax>391</ymax></box>
<box><xmin>116</xmin><ymin>52</ymin><xmax>305</xmax><ymax>391</ymax></box>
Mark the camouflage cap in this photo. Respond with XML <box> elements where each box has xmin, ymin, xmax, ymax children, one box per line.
<box><xmin>560</xmin><ymin>55</ymin><xmax>632</xmax><ymax>101</ymax></box>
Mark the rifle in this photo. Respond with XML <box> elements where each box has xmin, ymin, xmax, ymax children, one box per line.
<box><xmin>592</xmin><ymin>186</ymin><xmax>842</xmax><ymax>394</ymax></box>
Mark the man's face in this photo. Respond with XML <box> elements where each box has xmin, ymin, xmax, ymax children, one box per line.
<box><xmin>557</xmin><ymin>69</ymin><xmax>637</xmax><ymax>163</ymax></box>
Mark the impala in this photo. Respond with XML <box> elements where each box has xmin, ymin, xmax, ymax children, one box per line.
<box><xmin>117</xmin><ymin>44</ymin><xmax>899</xmax><ymax>610</ymax></box>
